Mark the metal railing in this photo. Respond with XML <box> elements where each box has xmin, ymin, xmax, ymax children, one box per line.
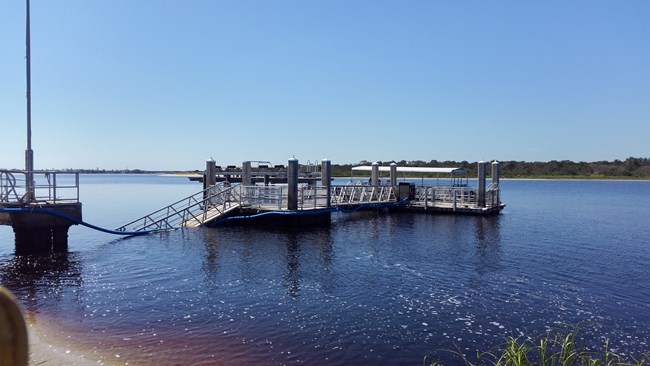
<box><xmin>242</xmin><ymin>185</ymin><xmax>286</xmax><ymax>210</ymax></box>
<box><xmin>118</xmin><ymin>182</ymin><xmax>402</xmax><ymax>232</ymax></box>
<box><xmin>331</xmin><ymin>184</ymin><xmax>396</xmax><ymax>205</ymax></box>
<box><xmin>115</xmin><ymin>182</ymin><xmax>242</xmax><ymax>232</ymax></box>
<box><xmin>299</xmin><ymin>186</ymin><xmax>330</xmax><ymax>209</ymax></box>
<box><xmin>413</xmin><ymin>184</ymin><xmax>500</xmax><ymax>209</ymax></box>
<box><xmin>0</xmin><ymin>170</ymin><xmax>79</xmax><ymax>204</ymax></box>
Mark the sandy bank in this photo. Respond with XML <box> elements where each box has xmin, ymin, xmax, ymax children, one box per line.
<box><xmin>28</xmin><ymin>322</ymin><xmax>108</xmax><ymax>366</ymax></box>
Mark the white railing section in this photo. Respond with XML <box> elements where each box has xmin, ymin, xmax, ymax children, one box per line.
<box><xmin>0</xmin><ymin>170</ymin><xmax>80</xmax><ymax>204</ymax></box>
<box><xmin>243</xmin><ymin>185</ymin><xmax>287</xmax><ymax>210</ymax></box>
<box><xmin>486</xmin><ymin>183</ymin><xmax>500</xmax><ymax>208</ymax></box>
<box><xmin>413</xmin><ymin>184</ymin><xmax>500</xmax><ymax>209</ymax></box>
<box><xmin>241</xmin><ymin>184</ymin><xmax>396</xmax><ymax>210</ymax></box>
<box><xmin>300</xmin><ymin>186</ymin><xmax>330</xmax><ymax>209</ymax></box>
<box><xmin>331</xmin><ymin>184</ymin><xmax>396</xmax><ymax>205</ymax></box>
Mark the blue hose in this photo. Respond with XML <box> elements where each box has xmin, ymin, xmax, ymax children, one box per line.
<box><xmin>0</xmin><ymin>207</ymin><xmax>166</xmax><ymax>236</ymax></box>
<box><xmin>1</xmin><ymin>197</ymin><xmax>409</xmax><ymax>235</ymax></box>
<box><xmin>212</xmin><ymin>197</ymin><xmax>409</xmax><ymax>225</ymax></box>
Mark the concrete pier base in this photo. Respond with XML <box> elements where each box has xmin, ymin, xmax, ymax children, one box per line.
<box><xmin>13</xmin><ymin>226</ymin><xmax>70</xmax><ymax>253</ymax></box>
<box><xmin>0</xmin><ymin>202</ymin><xmax>81</xmax><ymax>253</ymax></box>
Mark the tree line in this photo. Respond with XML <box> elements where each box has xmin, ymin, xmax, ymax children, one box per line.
<box><xmin>330</xmin><ymin>157</ymin><xmax>650</xmax><ymax>179</ymax></box>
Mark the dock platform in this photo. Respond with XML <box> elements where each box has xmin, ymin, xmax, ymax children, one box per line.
<box><xmin>116</xmin><ymin>159</ymin><xmax>504</xmax><ymax>233</ymax></box>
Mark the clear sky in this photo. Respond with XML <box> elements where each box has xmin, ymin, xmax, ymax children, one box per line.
<box><xmin>1</xmin><ymin>1</ymin><xmax>648</xmax><ymax>171</ymax></box>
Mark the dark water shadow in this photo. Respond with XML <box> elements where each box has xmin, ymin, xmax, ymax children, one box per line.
<box><xmin>0</xmin><ymin>250</ymin><xmax>84</xmax><ymax>315</ymax></box>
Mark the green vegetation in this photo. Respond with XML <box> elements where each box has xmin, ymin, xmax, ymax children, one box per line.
<box><xmin>331</xmin><ymin>157</ymin><xmax>650</xmax><ymax>179</ymax></box>
<box><xmin>424</xmin><ymin>325</ymin><xmax>650</xmax><ymax>366</ymax></box>
<box><xmin>52</xmin><ymin>157</ymin><xmax>650</xmax><ymax>179</ymax></box>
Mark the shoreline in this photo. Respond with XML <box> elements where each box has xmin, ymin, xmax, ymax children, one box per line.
<box><xmin>27</xmin><ymin>318</ymin><xmax>109</xmax><ymax>366</ymax></box>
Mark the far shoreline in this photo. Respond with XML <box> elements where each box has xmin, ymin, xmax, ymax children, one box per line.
<box><xmin>157</xmin><ymin>172</ymin><xmax>650</xmax><ymax>182</ymax></box>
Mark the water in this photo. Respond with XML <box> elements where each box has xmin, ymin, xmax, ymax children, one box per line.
<box><xmin>2</xmin><ymin>176</ymin><xmax>650</xmax><ymax>365</ymax></box>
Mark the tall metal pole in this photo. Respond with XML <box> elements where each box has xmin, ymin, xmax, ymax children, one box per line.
<box><xmin>25</xmin><ymin>0</ymin><xmax>35</xmax><ymax>201</ymax></box>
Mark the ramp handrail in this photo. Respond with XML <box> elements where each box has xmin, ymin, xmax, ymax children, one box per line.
<box><xmin>115</xmin><ymin>182</ymin><xmax>242</xmax><ymax>232</ymax></box>
<box><xmin>117</xmin><ymin>182</ymin><xmax>401</xmax><ymax>233</ymax></box>
<box><xmin>331</xmin><ymin>184</ymin><xmax>396</xmax><ymax>206</ymax></box>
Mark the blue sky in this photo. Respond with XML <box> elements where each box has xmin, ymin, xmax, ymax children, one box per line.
<box><xmin>1</xmin><ymin>1</ymin><xmax>648</xmax><ymax>171</ymax></box>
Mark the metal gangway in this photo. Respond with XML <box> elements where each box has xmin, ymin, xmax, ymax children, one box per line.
<box><xmin>115</xmin><ymin>182</ymin><xmax>242</xmax><ymax>233</ymax></box>
<box><xmin>116</xmin><ymin>182</ymin><xmax>398</xmax><ymax>233</ymax></box>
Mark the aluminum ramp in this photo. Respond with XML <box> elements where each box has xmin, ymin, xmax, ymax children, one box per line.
<box><xmin>116</xmin><ymin>183</ymin><xmax>242</xmax><ymax>233</ymax></box>
<box><xmin>182</xmin><ymin>201</ymin><xmax>241</xmax><ymax>227</ymax></box>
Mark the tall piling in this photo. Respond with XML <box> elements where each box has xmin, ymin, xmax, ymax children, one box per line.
<box><xmin>287</xmin><ymin>158</ymin><xmax>299</xmax><ymax>210</ymax></box>
<box><xmin>477</xmin><ymin>161</ymin><xmax>487</xmax><ymax>208</ymax></box>
<box><xmin>321</xmin><ymin>159</ymin><xmax>331</xmax><ymax>208</ymax></box>
<box><xmin>492</xmin><ymin>161</ymin><xmax>500</xmax><ymax>206</ymax></box>
<box><xmin>371</xmin><ymin>162</ymin><xmax>379</xmax><ymax>186</ymax></box>
<box><xmin>491</xmin><ymin>161</ymin><xmax>500</xmax><ymax>186</ymax></box>
<box><xmin>242</xmin><ymin>161</ymin><xmax>252</xmax><ymax>186</ymax></box>
<box><xmin>389</xmin><ymin>162</ymin><xmax>397</xmax><ymax>186</ymax></box>
<box><xmin>205</xmin><ymin>158</ymin><xmax>216</xmax><ymax>190</ymax></box>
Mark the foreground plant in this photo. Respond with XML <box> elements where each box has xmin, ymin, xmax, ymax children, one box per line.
<box><xmin>423</xmin><ymin>325</ymin><xmax>650</xmax><ymax>366</ymax></box>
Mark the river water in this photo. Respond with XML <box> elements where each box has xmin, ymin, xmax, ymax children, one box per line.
<box><xmin>1</xmin><ymin>175</ymin><xmax>650</xmax><ymax>365</ymax></box>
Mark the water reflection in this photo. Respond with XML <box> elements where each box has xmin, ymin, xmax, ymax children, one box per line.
<box><xmin>473</xmin><ymin>216</ymin><xmax>502</xmax><ymax>275</ymax></box>
<box><xmin>200</xmin><ymin>228</ymin><xmax>220</xmax><ymax>276</ymax></box>
<box><xmin>0</xmin><ymin>251</ymin><xmax>84</xmax><ymax>315</ymax></box>
<box><xmin>285</xmin><ymin>232</ymin><xmax>300</xmax><ymax>297</ymax></box>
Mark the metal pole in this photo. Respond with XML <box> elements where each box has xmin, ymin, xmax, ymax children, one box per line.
<box><xmin>25</xmin><ymin>0</ymin><xmax>35</xmax><ymax>201</ymax></box>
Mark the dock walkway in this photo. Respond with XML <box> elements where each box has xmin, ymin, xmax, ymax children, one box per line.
<box><xmin>116</xmin><ymin>181</ymin><xmax>502</xmax><ymax>233</ymax></box>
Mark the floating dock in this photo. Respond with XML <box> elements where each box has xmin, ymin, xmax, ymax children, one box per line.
<box><xmin>116</xmin><ymin>159</ymin><xmax>504</xmax><ymax>233</ymax></box>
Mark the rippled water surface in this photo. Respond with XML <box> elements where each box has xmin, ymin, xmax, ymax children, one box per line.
<box><xmin>2</xmin><ymin>176</ymin><xmax>650</xmax><ymax>365</ymax></box>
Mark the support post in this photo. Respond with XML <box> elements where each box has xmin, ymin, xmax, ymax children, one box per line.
<box><xmin>321</xmin><ymin>159</ymin><xmax>331</xmax><ymax>208</ymax></box>
<box><xmin>25</xmin><ymin>0</ymin><xmax>35</xmax><ymax>202</ymax></box>
<box><xmin>389</xmin><ymin>162</ymin><xmax>397</xmax><ymax>187</ymax></box>
<box><xmin>242</xmin><ymin>161</ymin><xmax>252</xmax><ymax>186</ymax></box>
<box><xmin>492</xmin><ymin>160</ymin><xmax>500</xmax><ymax>206</ymax></box>
<box><xmin>287</xmin><ymin>158</ymin><xmax>299</xmax><ymax>210</ymax></box>
<box><xmin>205</xmin><ymin>158</ymin><xmax>216</xmax><ymax>190</ymax></box>
<box><xmin>477</xmin><ymin>161</ymin><xmax>487</xmax><ymax>208</ymax></box>
<box><xmin>371</xmin><ymin>162</ymin><xmax>379</xmax><ymax>186</ymax></box>
<box><xmin>491</xmin><ymin>160</ymin><xmax>500</xmax><ymax>186</ymax></box>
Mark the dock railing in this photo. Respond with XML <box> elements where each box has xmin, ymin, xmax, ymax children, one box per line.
<box><xmin>241</xmin><ymin>185</ymin><xmax>287</xmax><ymax>210</ymax></box>
<box><xmin>119</xmin><ymin>182</ymin><xmax>481</xmax><ymax>233</ymax></box>
<box><xmin>237</xmin><ymin>184</ymin><xmax>397</xmax><ymax>210</ymax></box>
<box><xmin>0</xmin><ymin>170</ymin><xmax>79</xmax><ymax>204</ymax></box>
<box><xmin>413</xmin><ymin>184</ymin><xmax>500</xmax><ymax>209</ymax></box>
<box><xmin>331</xmin><ymin>184</ymin><xmax>396</xmax><ymax>206</ymax></box>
